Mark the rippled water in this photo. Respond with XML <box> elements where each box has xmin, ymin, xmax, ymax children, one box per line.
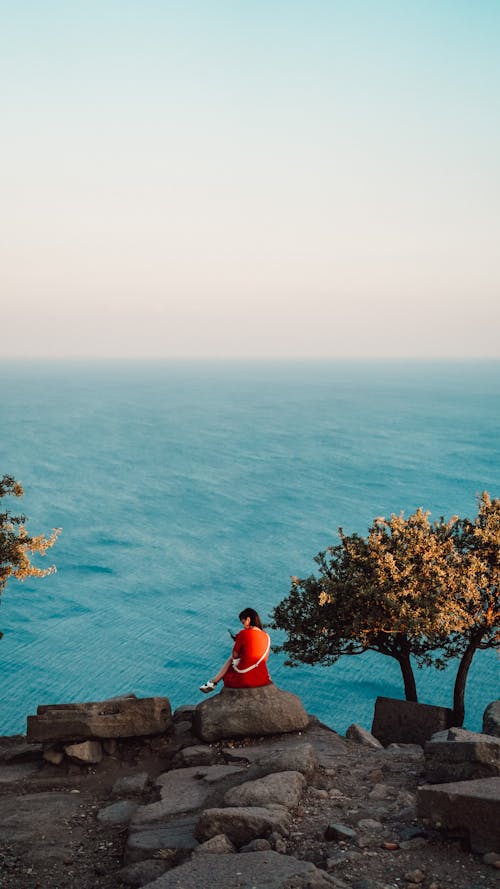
<box><xmin>0</xmin><ymin>360</ymin><xmax>498</xmax><ymax>736</ymax></box>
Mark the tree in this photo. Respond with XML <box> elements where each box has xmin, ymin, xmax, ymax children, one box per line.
<box><xmin>0</xmin><ymin>475</ymin><xmax>60</xmax><ymax>639</ymax></box>
<box><xmin>446</xmin><ymin>493</ymin><xmax>500</xmax><ymax>725</ymax></box>
<box><xmin>272</xmin><ymin>497</ymin><xmax>499</xmax><ymax>725</ymax></box>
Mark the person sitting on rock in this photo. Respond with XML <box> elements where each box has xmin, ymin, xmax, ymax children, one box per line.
<box><xmin>199</xmin><ymin>607</ymin><xmax>271</xmax><ymax>693</ymax></box>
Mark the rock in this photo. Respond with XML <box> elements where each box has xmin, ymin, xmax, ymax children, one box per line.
<box><xmin>357</xmin><ymin>818</ymin><xmax>383</xmax><ymax>831</ymax></box>
<box><xmin>0</xmin><ymin>736</ymin><xmax>42</xmax><ymax>763</ymax></box>
<box><xmin>124</xmin><ymin>816</ymin><xmax>199</xmax><ymax>863</ymax></box>
<box><xmin>385</xmin><ymin>743</ymin><xmax>424</xmax><ymax>756</ymax></box>
<box><xmin>404</xmin><ymin>869</ymin><xmax>426</xmax><ymax>883</ymax></box>
<box><xmin>483</xmin><ymin>851</ymin><xmax>500</xmax><ymax>866</ymax></box>
<box><xmin>417</xmin><ymin>776</ymin><xmax>500</xmax><ymax>853</ymax></box>
<box><xmin>132</xmin><ymin>763</ymin><xmax>246</xmax><ymax>825</ymax></box>
<box><xmin>483</xmin><ymin>700</ymin><xmax>500</xmax><ymax>737</ymax></box>
<box><xmin>399</xmin><ymin>837</ymin><xmax>428</xmax><ymax>850</ymax></box>
<box><xmin>117</xmin><ymin>859</ymin><xmax>170</xmax><ymax>887</ymax></box>
<box><xmin>193</xmin><ymin>684</ymin><xmax>309</xmax><ymax>742</ymax></box>
<box><xmin>43</xmin><ymin>746</ymin><xmax>64</xmax><ymax>765</ymax></box>
<box><xmin>368</xmin><ymin>783</ymin><xmax>395</xmax><ymax>801</ymax></box>
<box><xmin>196</xmin><ymin>805</ymin><xmax>291</xmax><ymax>847</ymax></box>
<box><xmin>173</xmin><ymin>704</ymin><xmax>196</xmax><ymax>723</ymax></box>
<box><xmin>346</xmin><ymin>724</ymin><xmax>383</xmax><ymax>749</ymax></box>
<box><xmin>64</xmin><ymin>740</ymin><xmax>103</xmax><ymax>763</ymax></box>
<box><xmin>0</xmin><ymin>792</ymin><xmax>83</xmax><ymax>861</ymax></box>
<box><xmin>27</xmin><ymin>695</ymin><xmax>172</xmax><ymax>742</ymax></box>
<box><xmin>97</xmin><ymin>800</ymin><xmax>138</xmax><ymax>825</ymax></box>
<box><xmin>240</xmin><ymin>838</ymin><xmax>273</xmax><ymax>852</ymax></box>
<box><xmin>194</xmin><ymin>833</ymin><xmax>236</xmax><ymax>854</ymax></box>
<box><xmin>324</xmin><ymin>822</ymin><xmax>357</xmax><ymax>842</ymax></box>
<box><xmin>371</xmin><ymin>697</ymin><xmax>454</xmax><ymax>747</ymax></box>
<box><xmin>112</xmin><ymin>772</ymin><xmax>150</xmax><ymax>797</ymax></box>
<box><xmin>173</xmin><ymin>744</ymin><xmax>220</xmax><ymax>767</ymax></box>
<box><xmin>224</xmin><ymin>771</ymin><xmax>306</xmax><ymax>809</ymax></box>
<box><xmin>424</xmin><ymin>727</ymin><xmax>500</xmax><ymax>782</ymax></box>
<box><xmin>381</xmin><ymin>841</ymin><xmax>399</xmax><ymax>851</ymax></box>
<box><xmin>243</xmin><ymin>742</ymin><xmax>319</xmax><ymax>780</ymax></box>
<box><xmin>128</xmin><ymin>849</ymin><xmax>334</xmax><ymax>889</ymax></box>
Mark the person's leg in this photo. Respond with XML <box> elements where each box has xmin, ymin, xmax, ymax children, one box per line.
<box><xmin>210</xmin><ymin>655</ymin><xmax>232</xmax><ymax>685</ymax></box>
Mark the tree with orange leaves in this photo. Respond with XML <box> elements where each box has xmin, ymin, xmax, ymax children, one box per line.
<box><xmin>273</xmin><ymin>495</ymin><xmax>499</xmax><ymax>726</ymax></box>
<box><xmin>0</xmin><ymin>475</ymin><xmax>60</xmax><ymax>640</ymax></box>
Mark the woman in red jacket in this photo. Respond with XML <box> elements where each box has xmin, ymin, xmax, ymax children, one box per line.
<box><xmin>200</xmin><ymin>607</ymin><xmax>271</xmax><ymax>693</ymax></box>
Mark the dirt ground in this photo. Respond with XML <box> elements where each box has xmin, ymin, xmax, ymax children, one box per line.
<box><xmin>0</xmin><ymin>729</ymin><xmax>499</xmax><ymax>889</ymax></box>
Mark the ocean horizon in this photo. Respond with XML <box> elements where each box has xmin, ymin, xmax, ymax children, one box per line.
<box><xmin>0</xmin><ymin>358</ymin><xmax>498</xmax><ymax>736</ymax></box>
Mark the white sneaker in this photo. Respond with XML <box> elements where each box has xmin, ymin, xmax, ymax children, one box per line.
<box><xmin>199</xmin><ymin>680</ymin><xmax>216</xmax><ymax>693</ymax></box>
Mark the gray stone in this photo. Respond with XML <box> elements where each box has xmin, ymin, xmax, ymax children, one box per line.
<box><xmin>97</xmin><ymin>800</ymin><xmax>139</xmax><ymax>825</ymax></box>
<box><xmin>27</xmin><ymin>695</ymin><xmax>172</xmax><ymax>742</ymax></box>
<box><xmin>173</xmin><ymin>704</ymin><xmax>196</xmax><ymax>723</ymax></box>
<box><xmin>346</xmin><ymin>724</ymin><xmax>383</xmax><ymax>749</ymax></box>
<box><xmin>357</xmin><ymin>818</ymin><xmax>383</xmax><ymax>831</ymax></box>
<box><xmin>483</xmin><ymin>700</ymin><xmax>500</xmax><ymax>738</ymax></box>
<box><xmin>227</xmin><ymin>741</ymin><xmax>319</xmax><ymax>779</ymax></box>
<box><xmin>64</xmin><ymin>740</ymin><xmax>103</xmax><ymax>763</ymax></box>
<box><xmin>133</xmin><ymin>850</ymin><xmax>333</xmax><ymax>889</ymax></box>
<box><xmin>117</xmin><ymin>859</ymin><xmax>170</xmax><ymax>887</ymax></box>
<box><xmin>193</xmin><ymin>684</ymin><xmax>309</xmax><ymax>743</ymax></box>
<box><xmin>371</xmin><ymin>697</ymin><xmax>454</xmax><ymax>747</ymax></box>
<box><xmin>0</xmin><ymin>762</ymin><xmax>41</xmax><ymax>783</ymax></box>
<box><xmin>424</xmin><ymin>727</ymin><xmax>500</xmax><ymax>782</ymax></box>
<box><xmin>240</xmin><ymin>838</ymin><xmax>273</xmax><ymax>852</ymax></box>
<box><xmin>112</xmin><ymin>772</ymin><xmax>150</xmax><ymax>797</ymax></box>
<box><xmin>196</xmin><ymin>805</ymin><xmax>291</xmax><ymax>847</ymax></box>
<box><xmin>173</xmin><ymin>744</ymin><xmax>220</xmax><ymax>767</ymax></box>
<box><xmin>194</xmin><ymin>833</ymin><xmax>236</xmax><ymax>854</ymax></box>
<box><xmin>417</xmin><ymin>776</ymin><xmax>500</xmax><ymax>853</ymax></box>
<box><xmin>131</xmin><ymin>763</ymin><xmax>245</xmax><ymax>827</ymax></box>
<box><xmin>324</xmin><ymin>822</ymin><xmax>357</xmax><ymax>842</ymax></box>
<box><xmin>42</xmin><ymin>746</ymin><xmax>64</xmax><ymax>765</ymax></box>
<box><xmin>224</xmin><ymin>770</ymin><xmax>306</xmax><ymax>809</ymax></box>
<box><xmin>124</xmin><ymin>816</ymin><xmax>199</xmax><ymax>863</ymax></box>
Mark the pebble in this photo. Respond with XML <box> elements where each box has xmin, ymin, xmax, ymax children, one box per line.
<box><xmin>399</xmin><ymin>837</ymin><xmax>428</xmax><ymax>850</ymax></box>
<box><xmin>482</xmin><ymin>851</ymin><xmax>500</xmax><ymax>867</ymax></box>
<box><xmin>404</xmin><ymin>869</ymin><xmax>426</xmax><ymax>883</ymax></box>
<box><xmin>357</xmin><ymin>819</ymin><xmax>383</xmax><ymax>831</ymax></box>
<box><xmin>310</xmin><ymin>788</ymin><xmax>329</xmax><ymax>799</ymax></box>
<box><xmin>325</xmin><ymin>823</ymin><xmax>357</xmax><ymax>842</ymax></box>
<box><xmin>381</xmin><ymin>841</ymin><xmax>399</xmax><ymax>851</ymax></box>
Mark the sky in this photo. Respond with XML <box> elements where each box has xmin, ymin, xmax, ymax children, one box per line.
<box><xmin>1</xmin><ymin>0</ymin><xmax>499</xmax><ymax>359</ymax></box>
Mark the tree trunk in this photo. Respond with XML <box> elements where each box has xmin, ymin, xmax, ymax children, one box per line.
<box><xmin>452</xmin><ymin>628</ymin><xmax>485</xmax><ymax>727</ymax></box>
<box><xmin>396</xmin><ymin>652</ymin><xmax>418</xmax><ymax>702</ymax></box>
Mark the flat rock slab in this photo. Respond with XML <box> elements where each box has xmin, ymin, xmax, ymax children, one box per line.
<box><xmin>132</xmin><ymin>764</ymin><xmax>247</xmax><ymax>825</ymax></box>
<box><xmin>0</xmin><ymin>736</ymin><xmax>42</xmax><ymax>763</ymax></box>
<box><xmin>125</xmin><ymin>817</ymin><xmax>199</xmax><ymax>863</ymax></box>
<box><xmin>417</xmin><ymin>776</ymin><xmax>500</xmax><ymax>853</ymax></box>
<box><xmin>193</xmin><ymin>684</ymin><xmax>309</xmax><ymax>742</ymax></box>
<box><xmin>425</xmin><ymin>728</ymin><xmax>500</xmax><ymax>782</ymax></box>
<box><xmin>140</xmin><ymin>849</ymin><xmax>330</xmax><ymax>889</ymax></box>
<box><xmin>27</xmin><ymin>696</ymin><xmax>172</xmax><ymax>742</ymax></box>
<box><xmin>0</xmin><ymin>762</ymin><xmax>41</xmax><ymax>783</ymax></box>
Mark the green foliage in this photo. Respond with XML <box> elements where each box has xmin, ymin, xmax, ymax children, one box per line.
<box><xmin>0</xmin><ymin>475</ymin><xmax>60</xmax><ymax>639</ymax></box>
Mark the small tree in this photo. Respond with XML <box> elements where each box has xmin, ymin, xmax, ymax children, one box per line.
<box><xmin>273</xmin><ymin>498</ymin><xmax>499</xmax><ymax>725</ymax></box>
<box><xmin>0</xmin><ymin>475</ymin><xmax>60</xmax><ymax>639</ymax></box>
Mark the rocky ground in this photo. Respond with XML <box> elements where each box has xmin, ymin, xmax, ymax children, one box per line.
<box><xmin>0</xmin><ymin>719</ymin><xmax>499</xmax><ymax>889</ymax></box>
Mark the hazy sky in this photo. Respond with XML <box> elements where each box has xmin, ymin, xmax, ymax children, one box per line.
<box><xmin>2</xmin><ymin>1</ymin><xmax>499</xmax><ymax>358</ymax></box>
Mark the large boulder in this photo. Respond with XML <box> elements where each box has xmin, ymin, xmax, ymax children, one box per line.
<box><xmin>193</xmin><ymin>685</ymin><xmax>309</xmax><ymax>743</ymax></box>
<box><xmin>424</xmin><ymin>727</ymin><xmax>500</xmax><ymax>783</ymax></box>
<box><xmin>26</xmin><ymin>696</ymin><xmax>172</xmax><ymax>743</ymax></box>
<box><xmin>223</xmin><ymin>770</ymin><xmax>306</xmax><ymax>809</ymax></box>
<box><xmin>371</xmin><ymin>696</ymin><xmax>454</xmax><ymax>747</ymax></box>
<box><xmin>483</xmin><ymin>700</ymin><xmax>500</xmax><ymax>738</ymax></box>
<box><xmin>417</xmin><ymin>777</ymin><xmax>500</xmax><ymax>854</ymax></box>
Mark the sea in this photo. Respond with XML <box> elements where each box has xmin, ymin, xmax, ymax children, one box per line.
<box><xmin>0</xmin><ymin>359</ymin><xmax>498</xmax><ymax>737</ymax></box>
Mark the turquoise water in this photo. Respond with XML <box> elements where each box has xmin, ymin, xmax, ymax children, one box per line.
<box><xmin>0</xmin><ymin>360</ymin><xmax>498</xmax><ymax>736</ymax></box>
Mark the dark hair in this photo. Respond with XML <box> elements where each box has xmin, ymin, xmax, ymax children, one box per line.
<box><xmin>239</xmin><ymin>607</ymin><xmax>263</xmax><ymax>630</ymax></box>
